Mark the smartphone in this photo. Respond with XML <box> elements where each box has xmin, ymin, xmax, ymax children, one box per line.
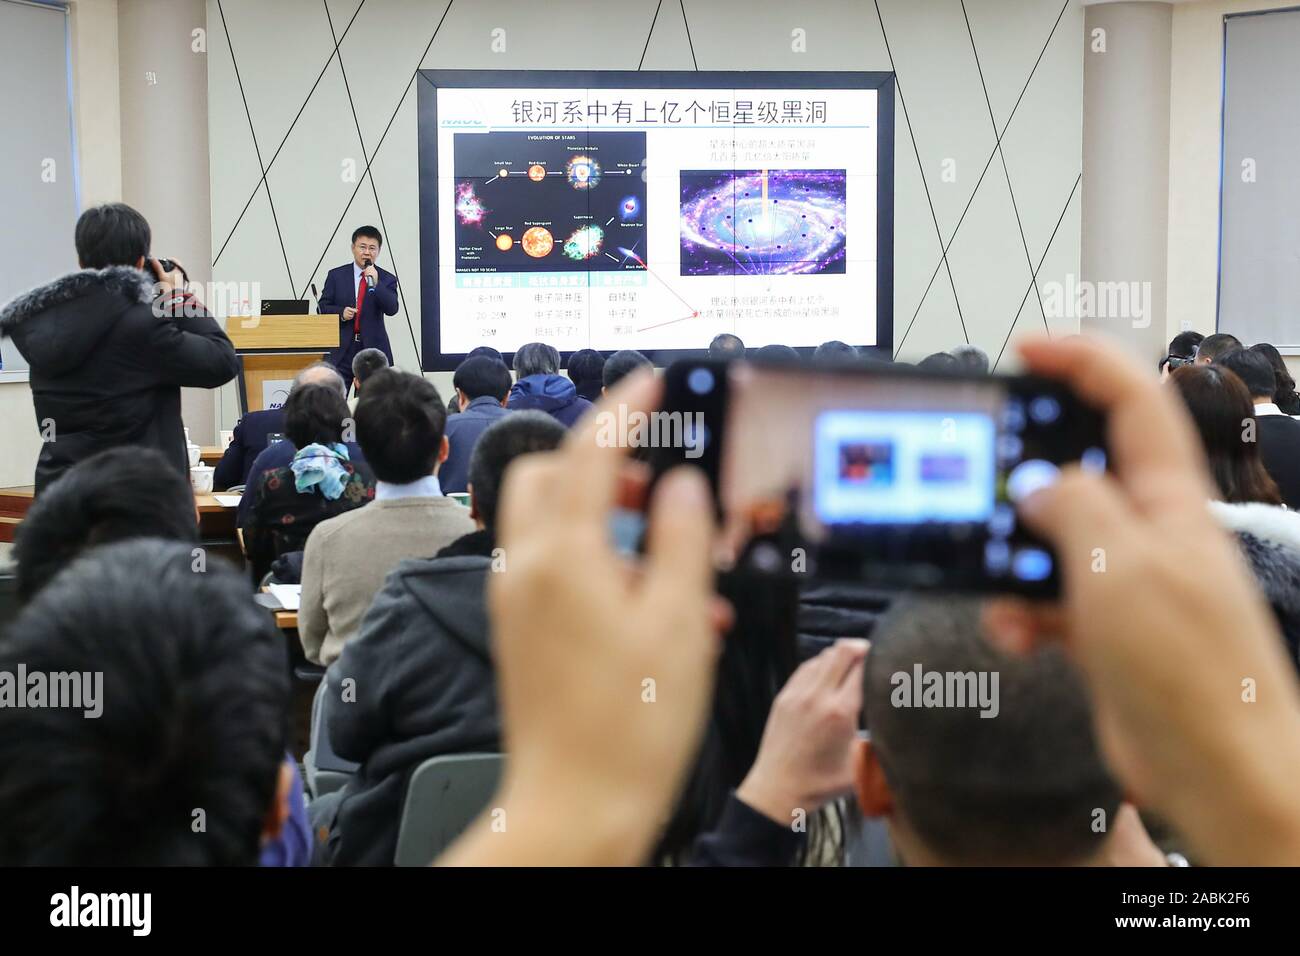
<box><xmin>644</xmin><ymin>357</ymin><xmax>1108</xmax><ymax>597</ymax></box>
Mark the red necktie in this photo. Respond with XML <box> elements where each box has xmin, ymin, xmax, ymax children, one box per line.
<box><xmin>354</xmin><ymin>273</ymin><xmax>367</xmax><ymax>341</ymax></box>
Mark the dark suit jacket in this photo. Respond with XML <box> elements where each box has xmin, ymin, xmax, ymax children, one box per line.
<box><xmin>317</xmin><ymin>262</ymin><xmax>399</xmax><ymax>370</ymax></box>
<box><xmin>214</xmin><ymin>407</ymin><xmax>286</xmax><ymax>489</ymax></box>
<box><xmin>1258</xmin><ymin>413</ymin><xmax>1300</xmax><ymax>510</ymax></box>
<box><xmin>440</xmin><ymin>397</ymin><xmax>510</xmax><ymax>493</ymax></box>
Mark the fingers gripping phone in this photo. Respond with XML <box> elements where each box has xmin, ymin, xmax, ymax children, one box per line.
<box><xmin>645</xmin><ymin>357</ymin><xmax>1108</xmax><ymax>597</ymax></box>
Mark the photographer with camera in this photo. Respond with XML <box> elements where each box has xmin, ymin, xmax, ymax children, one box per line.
<box><xmin>0</xmin><ymin>203</ymin><xmax>239</xmax><ymax>495</ymax></box>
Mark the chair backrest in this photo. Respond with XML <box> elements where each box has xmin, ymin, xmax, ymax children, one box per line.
<box><xmin>310</xmin><ymin>678</ymin><xmax>359</xmax><ymax>774</ymax></box>
<box><xmin>394</xmin><ymin>753</ymin><xmax>504</xmax><ymax>866</ymax></box>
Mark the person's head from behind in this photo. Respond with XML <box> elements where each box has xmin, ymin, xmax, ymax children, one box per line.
<box><xmin>1249</xmin><ymin>342</ymin><xmax>1297</xmax><ymax>406</ymax></box>
<box><xmin>950</xmin><ymin>344</ymin><xmax>990</xmax><ymax>375</ymax></box>
<box><xmin>75</xmin><ymin>203</ymin><xmax>151</xmax><ymax>270</ymax></box>
<box><xmin>350</xmin><ymin>348</ymin><xmax>389</xmax><ymax>395</ymax></box>
<box><xmin>1195</xmin><ymin>332</ymin><xmax>1241</xmax><ymax>365</ymax></box>
<box><xmin>567</xmin><ymin>348</ymin><xmax>606</xmax><ymax>401</ymax></box>
<box><xmin>751</xmin><ymin>343</ymin><xmax>801</xmax><ymax>363</ymax></box>
<box><xmin>14</xmin><ymin>447</ymin><xmax>197</xmax><ymax>602</ymax></box>
<box><xmin>513</xmin><ymin>341</ymin><xmax>560</xmax><ymax>379</ymax></box>
<box><xmin>350</xmin><ymin>225</ymin><xmax>382</xmax><ymax>268</ymax></box>
<box><xmin>1169</xmin><ymin>364</ymin><xmax>1281</xmax><ymax>505</ymax></box>
<box><xmin>919</xmin><ymin>351</ymin><xmax>961</xmax><ymax>372</ymax></box>
<box><xmin>466</xmin><ymin>345</ymin><xmax>504</xmax><ymax>364</ymax></box>
<box><xmin>284</xmin><ymin>381</ymin><xmax>349</xmax><ymax>450</ymax></box>
<box><xmin>602</xmin><ymin>349</ymin><xmax>652</xmax><ymax>394</ymax></box>
<box><xmin>466</xmin><ymin>411</ymin><xmax>566</xmax><ymax>533</ymax></box>
<box><xmin>1168</xmin><ymin>330</ymin><xmax>1203</xmax><ymax>364</ymax></box>
<box><xmin>1217</xmin><ymin>348</ymin><xmax>1277</xmax><ymax>404</ymax></box>
<box><xmin>0</xmin><ymin>539</ymin><xmax>291</xmax><ymax>865</ymax></box>
<box><xmin>708</xmin><ymin>333</ymin><xmax>745</xmax><ymax>359</ymax></box>
<box><xmin>856</xmin><ymin>596</ymin><xmax>1122</xmax><ymax>866</ymax></box>
<box><xmin>355</xmin><ymin>369</ymin><xmax>448</xmax><ymax>484</ymax></box>
<box><xmin>452</xmin><ymin>355</ymin><xmax>512</xmax><ymax>411</ymax></box>
<box><xmin>813</xmin><ymin>340</ymin><xmax>858</xmax><ymax>363</ymax></box>
<box><xmin>292</xmin><ymin>361</ymin><xmax>347</xmax><ymax>399</ymax></box>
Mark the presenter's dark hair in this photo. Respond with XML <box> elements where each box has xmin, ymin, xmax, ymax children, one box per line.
<box><xmin>351</xmin><ymin>348</ymin><xmax>389</xmax><ymax>388</ymax></box>
<box><xmin>603</xmin><ymin>349</ymin><xmax>652</xmax><ymax>389</ymax></box>
<box><xmin>514</xmin><ymin>342</ymin><xmax>560</xmax><ymax>378</ymax></box>
<box><xmin>351</xmin><ymin>225</ymin><xmax>382</xmax><ymax>247</ymax></box>
<box><xmin>1218</xmin><ymin>348</ymin><xmax>1277</xmax><ymax>400</ymax></box>
<box><xmin>567</xmin><ymin>349</ymin><xmax>606</xmax><ymax>401</ymax></box>
<box><xmin>1170</xmin><ymin>364</ymin><xmax>1281</xmax><ymax>505</ymax></box>
<box><xmin>284</xmin><ymin>382</ymin><xmax>349</xmax><ymax>449</ymax></box>
<box><xmin>468</xmin><ymin>411</ymin><xmax>566</xmax><ymax>532</ymax></box>
<box><xmin>0</xmin><ymin>538</ymin><xmax>289</xmax><ymax>865</ymax></box>
<box><xmin>813</xmin><ymin>340</ymin><xmax>858</xmax><ymax>362</ymax></box>
<box><xmin>13</xmin><ymin>447</ymin><xmax>197</xmax><ymax>602</ymax></box>
<box><xmin>354</xmin><ymin>369</ymin><xmax>448</xmax><ymax>484</ymax></box>
<box><xmin>453</xmin><ymin>356</ymin><xmax>512</xmax><ymax>403</ymax></box>
<box><xmin>74</xmin><ymin>203</ymin><xmax>151</xmax><ymax>270</ymax></box>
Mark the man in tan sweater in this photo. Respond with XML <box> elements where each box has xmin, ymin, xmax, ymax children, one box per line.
<box><xmin>299</xmin><ymin>369</ymin><xmax>475</xmax><ymax>665</ymax></box>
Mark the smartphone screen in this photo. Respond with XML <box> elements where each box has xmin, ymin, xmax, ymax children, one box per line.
<box><xmin>649</xmin><ymin>358</ymin><xmax>1107</xmax><ymax>597</ymax></box>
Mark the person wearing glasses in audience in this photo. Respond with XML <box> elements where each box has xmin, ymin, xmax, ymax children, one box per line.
<box><xmin>316</xmin><ymin>226</ymin><xmax>399</xmax><ymax>386</ymax></box>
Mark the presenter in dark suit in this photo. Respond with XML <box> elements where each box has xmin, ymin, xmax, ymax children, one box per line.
<box><xmin>317</xmin><ymin>225</ymin><xmax>399</xmax><ymax>384</ymax></box>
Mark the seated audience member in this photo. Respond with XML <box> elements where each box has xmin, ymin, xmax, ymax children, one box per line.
<box><xmin>447</xmin><ymin>345</ymin><xmax>504</xmax><ymax>416</ymax></box>
<box><xmin>315</xmin><ymin>411</ymin><xmax>566</xmax><ymax>866</ymax></box>
<box><xmin>709</xmin><ymin>332</ymin><xmax>746</xmax><ymax>359</ymax></box>
<box><xmin>567</xmin><ymin>348</ymin><xmax>606</xmax><ymax>402</ymax></box>
<box><xmin>8</xmin><ymin>448</ymin><xmax>310</xmax><ymax>867</ymax></box>
<box><xmin>602</xmin><ymin>348</ymin><xmax>653</xmax><ymax>394</ymax></box>
<box><xmin>1159</xmin><ymin>330</ymin><xmax>1203</xmax><ymax>380</ymax></box>
<box><xmin>0</xmin><ymin>539</ymin><xmax>295</xmax><ymax>866</ymax></box>
<box><xmin>440</xmin><ymin>355</ymin><xmax>513</xmax><ymax>494</ymax></box>
<box><xmin>0</xmin><ymin>203</ymin><xmax>239</xmax><ymax>496</ymax></box>
<box><xmin>441</xmin><ymin>337</ymin><xmax>1300</xmax><ymax>867</ymax></box>
<box><xmin>855</xmin><ymin>597</ymin><xmax>1146</xmax><ymax>866</ymax></box>
<box><xmin>812</xmin><ymin>340</ymin><xmax>858</xmax><ymax>362</ymax></box>
<box><xmin>215</xmin><ymin>400</ymin><xmax>289</xmax><ymax>490</ymax></box>
<box><xmin>918</xmin><ymin>351</ymin><xmax>960</xmax><ymax>371</ymax></box>
<box><xmin>13</xmin><ymin>447</ymin><xmax>197</xmax><ymax>602</ymax></box>
<box><xmin>507</xmin><ymin>341</ymin><xmax>591</xmax><ymax>427</ymax></box>
<box><xmin>236</xmin><ymin>363</ymin><xmax>366</xmax><ymax>528</ymax></box>
<box><xmin>1218</xmin><ymin>347</ymin><xmax>1300</xmax><ymax>509</ymax></box>
<box><xmin>245</xmin><ymin>382</ymin><xmax>375</xmax><ymax>583</ymax></box>
<box><xmin>949</xmin><ymin>344</ymin><xmax>990</xmax><ymax>374</ymax></box>
<box><xmin>1169</xmin><ymin>364</ymin><xmax>1281</xmax><ymax>506</ymax></box>
<box><xmin>1194</xmin><ymin>331</ymin><xmax>1241</xmax><ymax>365</ymax></box>
<box><xmin>1251</xmin><ymin>342</ymin><xmax>1300</xmax><ymax>416</ymax></box>
<box><xmin>348</xmin><ymin>347</ymin><xmax>389</xmax><ymax>412</ymax></box>
<box><xmin>298</xmin><ymin>370</ymin><xmax>475</xmax><ymax>666</ymax></box>
<box><xmin>1172</xmin><ymin>361</ymin><xmax>1300</xmax><ymax>664</ymax></box>
<box><xmin>751</xmin><ymin>343</ymin><xmax>801</xmax><ymax>362</ymax></box>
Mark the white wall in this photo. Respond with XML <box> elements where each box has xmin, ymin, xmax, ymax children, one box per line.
<box><xmin>205</xmin><ymin>0</ymin><xmax>1086</xmax><ymax>385</ymax></box>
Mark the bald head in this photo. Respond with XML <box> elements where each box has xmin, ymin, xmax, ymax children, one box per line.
<box><xmin>293</xmin><ymin>362</ymin><xmax>346</xmax><ymax>399</ymax></box>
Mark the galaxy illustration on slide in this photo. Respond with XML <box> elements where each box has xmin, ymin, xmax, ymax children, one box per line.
<box><xmin>679</xmin><ymin>169</ymin><xmax>847</xmax><ymax>276</ymax></box>
<box><xmin>452</xmin><ymin>131</ymin><xmax>646</xmax><ymax>273</ymax></box>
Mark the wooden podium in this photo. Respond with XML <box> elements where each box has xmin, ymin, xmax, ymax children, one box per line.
<box><xmin>226</xmin><ymin>314</ymin><xmax>341</xmax><ymax>414</ymax></box>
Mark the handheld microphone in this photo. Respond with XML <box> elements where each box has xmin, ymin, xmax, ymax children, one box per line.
<box><xmin>363</xmin><ymin>258</ymin><xmax>376</xmax><ymax>290</ymax></box>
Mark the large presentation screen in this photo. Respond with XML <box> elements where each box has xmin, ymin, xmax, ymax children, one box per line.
<box><xmin>417</xmin><ymin>71</ymin><xmax>894</xmax><ymax>371</ymax></box>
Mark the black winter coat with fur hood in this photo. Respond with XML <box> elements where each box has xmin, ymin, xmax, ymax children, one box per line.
<box><xmin>0</xmin><ymin>266</ymin><xmax>239</xmax><ymax>494</ymax></box>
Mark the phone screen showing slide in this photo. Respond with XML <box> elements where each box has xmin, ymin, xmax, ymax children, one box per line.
<box><xmin>421</xmin><ymin>75</ymin><xmax>887</xmax><ymax>365</ymax></box>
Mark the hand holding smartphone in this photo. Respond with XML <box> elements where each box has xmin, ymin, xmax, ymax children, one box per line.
<box><xmin>644</xmin><ymin>356</ymin><xmax>1108</xmax><ymax>597</ymax></box>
